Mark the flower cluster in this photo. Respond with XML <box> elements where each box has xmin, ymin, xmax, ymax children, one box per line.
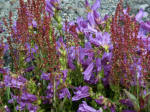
<box><xmin>0</xmin><ymin>0</ymin><xmax>150</xmax><ymax>112</ymax></box>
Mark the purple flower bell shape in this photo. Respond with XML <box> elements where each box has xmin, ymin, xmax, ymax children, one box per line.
<box><xmin>135</xmin><ymin>8</ymin><xmax>148</xmax><ymax>23</ymax></box>
<box><xmin>77</xmin><ymin>101</ymin><xmax>102</xmax><ymax>112</ymax></box>
<box><xmin>72</xmin><ymin>86</ymin><xmax>90</xmax><ymax>101</ymax></box>
<box><xmin>82</xmin><ymin>62</ymin><xmax>94</xmax><ymax>81</ymax></box>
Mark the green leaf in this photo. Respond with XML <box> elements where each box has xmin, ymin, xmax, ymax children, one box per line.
<box><xmin>123</xmin><ymin>89</ymin><xmax>140</xmax><ymax>111</ymax></box>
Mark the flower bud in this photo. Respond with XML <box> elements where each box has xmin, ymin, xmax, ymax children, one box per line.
<box><xmin>37</xmin><ymin>99</ymin><xmax>41</xmax><ymax>105</ymax></box>
<box><xmin>57</xmin><ymin>23</ymin><xmax>62</xmax><ymax>30</ymax></box>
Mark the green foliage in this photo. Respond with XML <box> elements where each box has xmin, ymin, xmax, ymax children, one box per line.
<box><xmin>26</xmin><ymin>79</ymin><xmax>37</xmax><ymax>94</ymax></box>
<box><xmin>68</xmin><ymin>60</ymin><xmax>84</xmax><ymax>87</ymax></box>
<box><xmin>123</xmin><ymin>89</ymin><xmax>140</xmax><ymax>111</ymax></box>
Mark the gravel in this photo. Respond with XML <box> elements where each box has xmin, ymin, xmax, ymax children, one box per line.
<box><xmin>0</xmin><ymin>0</ymin><xmax>150</xmax><ymax>40</ymax></box>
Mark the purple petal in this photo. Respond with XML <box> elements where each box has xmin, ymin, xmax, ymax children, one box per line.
<box><xmin>87</xmin><ymin>12</ymin><xmax>96</xmax><ymax>27</ymax></box>
<box><xmin>41</xmin><ymin>72</ymin><xmax>50</xmax><ymax>80</ymax></box>
<box><xmin>85</xmin><ymin>0</ymin><xmax>90</xmax><ymax>8</ymax></box>
<box><xmin>82</xmin><ymin>62</ymin><xmax>94</xmax><ymax>81</ymax></box>
<box><xmin>135</xmin><ymin>9</ymin><xmax>148</xmax><ymax>22</ymax></box>
<box><xmin>96</xmin><ymin>58</ymin><xmax>102</xmax><ymax>72</ymax></box>
<box><xmin>89</xmin><ymin>34</ymin><xmax>101</xmax><ymax>46</ymax></box>
<box><xmin>77</xmin><ymin>101</ymin><xmax>102</xmax><ymax>112</ymax></box>
<box><xmin>140</xmin><ymin>21</ymin><xmax>150</xmax><ymax>31</ymax></box>
<box><xmin>93</xmin><ymin>10</ymin><xmax>101</xmax><ymax>24</ymax></box>
<box><xmin>59</xmin><ymin>88</ymin><xmax>71</xmax><ymax>99</ymax></box>
<box><xmin>91</xmin><ymin>0</ymin><xmax>101</xmax><ymax>10</ymax></box>
<box><xmin>27</xmin><ymin>103</ymin><xmax>38</xmax><ymax>112</ymax></box>
<box><xmin>32</xmin><ymin>20</ymin><xmax>37</xmax><ymax>28</ymax></box>
<box><xmin>72</xmin><ymin>86</ymin><xmax>90</xmax><ymax>101</ymax></box>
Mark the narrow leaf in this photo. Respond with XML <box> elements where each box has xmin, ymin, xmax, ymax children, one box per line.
<box><xmin>123</xmin><ymin>89</ymin><xmax>140</xmax><ymax>112</ymax></box>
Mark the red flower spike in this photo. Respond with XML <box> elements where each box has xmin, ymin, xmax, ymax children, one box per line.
<box><xmin>110</xmin><ymin>0</ymin><xmax>149</xmax><ymax>88</ymax></box>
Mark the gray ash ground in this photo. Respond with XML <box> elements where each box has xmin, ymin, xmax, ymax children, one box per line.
<box><xmin>0</xmin><ymin>0</ymin><xmax>149</xmax><ymax>41</ymax></box>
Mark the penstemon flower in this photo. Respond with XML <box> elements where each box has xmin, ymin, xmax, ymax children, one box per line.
<box><xmin>77</xmin><ymin>101</ymin><xmax>102</xmax><ymax>112</ymax></box>
<box><xmin>72</xmin><ymin>86</ymin><xmax>90</xmax><ymax>101</ymax></box>
<box><xmin>1</xmin><ymin>0</ymin><xmax>150</xmax><ymax>111</ymax></box>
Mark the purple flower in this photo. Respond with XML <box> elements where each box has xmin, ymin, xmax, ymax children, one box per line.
<box><xmin>67</xmin><ymin>46</ymin><xmax>76</xmax><ymax>60</ymax></box>
<box><xmin>85</xmin><ymin>0</ymin><xmax>90</xmax><ymax>8</ymax></box>
<box><xmin>45</xmin><ymin>2</ymin><xmax>53</xmax><ymax>16</ymax></box>
<box><xmin>0</xmin><ymin>68</ymin><xmax>9</xmax><ymax>74</ymax></box>
<box><xmin>110</xmin><ymin>105</ymin><xmax>116</xmax><ymax>112</ymax></box>
<box><xmin>85</xmin><ymin>0</ymin><xmax>101</xmax><ymax>29</ymax></box>
<box><xmin>8</xmin><ymin>98</ymin><xmax>14</xmax><ymax>104</ymax></box>
<box><xmin>101</xmin><ymin>52</ymin><xmax>112</xmax><ymax>66</ymax></box>
<box><xmin>25</xmin><ymin>54</ymin><xmax>34</xmax><ymax>62</ymax></box>
<box><xmin>76</xmin><ymin>17</ymin><xmax>88</xmax><ymax>33</ymax></box>
<box><xmin>4</xmin><ymin>75</ymin><xmax>26</xmax><ymax>89</ymax></box>
<box><xmin>13</xmin><ymin>92</ymin><xmax>37</xmax><ymax>111</ymax></box>
<box><xmin>140</xmin><ymin>21</ymin><xmax>150</xmax><ymax>32</ymax></box>
<box><xmin>45</xmin><ymin>0</ymin><xmax>60</xmax><ymax>17</ymax></box>
<box><xmin>0</xmin><ymin>43</ymin><xmax>9</xmax><ymax>54</ymax></box>
<box><xmin>84</xmin><ymin>41</ymin><xmax>92</xmax><ymax>49</ymax></box>
<box><xmin>31</xmin><ymin>45</ymin><xmax>38</xmax><ymax>53</ymax></box>
<box><xmin>25</xmin><ymin>66</ymin><xmax>35</xmax><ymax>72</ymax></box>
<box><xmin>84</xmin><ymin>24</ymin><xmax>98</xmax><ymax>34</ymax></box>
<box><xmin>24</xmin><ymin>43</ymin><xmax>38</xmax><ymax>62</ymax></box>
<box><xmin>16</xmin><ymin>102</ymin><xmax>38</xmax><ymax>112</ymax></box>
<box><xmin>46</xmin><ymin>83</ymin><xmax>54</xmax><ymax>99</ymax></box>
<box><xmin>4</xmin><ymin>105</ymin><xmax>10</xmax><ymax>112</ymax></box>
<box><xmin>95</xmin><ymin>96</ymin><xmax>104</xmax><ymax>105</ymax></box>
<box><xmin>77</xmin><ymin>101</ymin><xmax>102</xmax><ymax>112</ymax></box>
<box><xmin>59</xmin><ymin>88</ymin><xmax>71</xmax><ymax>99</ymax></box>
<box><xmin>119</xmin><ymin>99</ymin><xmax>133</xmax><ymax>107</ymax></box>
<box><xmin>91</xmin><ymin>0</ymin><xmax>101</xmax><ymax>11</ymax></box>
<box><xmin>27</xmin><ymin>103</ymin><xmax>38</xmax><ymax>112</ymax></box>
<box><xmin>135</xmin><ymin>8</ymin><xmax>148</xmax><ymax>23</ymax></box>
<box><xmin>79</xmin><ymin>42</ymin><xmax>94</xmax><ymax>65</ymax></box>
<box><xmin>25</xmin><ymin>43</ymin><xmax>38</xmax><ymax>54</ymax></box>
<box><xmin>32</xmin><ymin>20</ymin><xmax>37</xmax><ymax>28</ymax></box>
<box><xmin>99</xmin><ymin>32</ymin><xmax>112</xmax><ymax>49</ymax></box>
<box><xmin>72</xmin><ymin>86</ymin><xmax>90</xmax><ymax>101</ymax></box>
<box><xmin>136</xmin><ymin>64</ymin><xmax>142</xmax><ymax>79</ymax></box>
<box><xmin>89</xmin><ymin>32</ymin><xmax>113</xmax><ymax>50</ymax></box>
<box><xmin>61</xmin><ymin>69</ymin><xmax>68</xmax><ymax>82</ymax></box>
<box><xmin>8</xmin><ymin>93</ymin><xmax>18</xmax><ymax>104</ymax></box>
<box><xmin>137</xmin><ymin>28</ymin><xmax>148</xmax><ymax>39</ymax></box>
<box><xmin>82</xmin><ymin>62</ymin><xmax>94</xmax><ymax>81</ymax></box>
<box><xmin>16</xmin><ymin>102</ymin><xmax>26</xmax><ymax>111</ymax></box>
<box><xmin>67</xmin><ymin>46</ymin><xmax>76</xmax><ymax>70</ymax></box>
<box><xmin>104</xmin><ymin>14</ymin><xmax>110</xmax><ymax>21</ymax></box>
<box><xmin>56</xmin><ymin>37</ymin><xmax>66</xmax><ymax>54</ymax></box>
<box><xmin>123</xmin><ymin>8</ymin><xmax>128</xmax><ymax>15</ymax></box>
<box><xmin>93</xmin><ymin>10</ymin><xmax>102</xmax><ymax>25</ymax></box>
<box><xmin>87</xmin><ymin>12</ymin><xmax>96</xmax><ymax>27</ymax></box>
<box><xmin>96</xmin><ymin>58</ymin><xmax>102</xmax><ymax>72</ymax></box>
<box><xmin>50</xmin><ymin>0</ymin><xmax>59</xmax><ymax>7</ymax></box>
<box><xmin>87</xmin><ymin>71</ymin><xmax>99</xmax><ymax>84</ymax></box>
<box><xmin>21</xmin><ymin>92</ymin><xmax>37</xmax><ymax>102</ymax></box>
<box><xmin>41</xmin><ymin>72</ymin><xmax>50</xmax><ymax>80</ymax></box>
<box><xmin>28</xmin><ymin>20</ymin><xmax>37</xmax><ymax>28</ymax></box>
<box><xmin>89</xmin><ymin>33</ymin><xmax>99</xmax><ymax>46</ymax></box>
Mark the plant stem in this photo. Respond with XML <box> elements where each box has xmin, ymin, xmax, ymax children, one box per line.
<box><xmin>53</xmin><ymin>75</ymin><xmax>57</xmax><ymax>112</ymax></box>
